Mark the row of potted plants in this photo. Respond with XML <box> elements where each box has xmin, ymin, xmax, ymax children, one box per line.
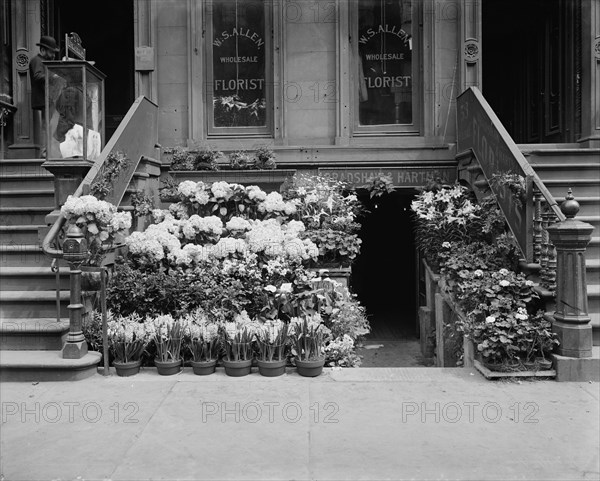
<box><xmin>106</xmin><ymin>310</ymin><xmax>329</xmax><ymax>378</ymax></box>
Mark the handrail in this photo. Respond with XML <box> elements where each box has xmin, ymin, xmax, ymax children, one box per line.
<box><xmin>42</xmin><ymin>95</ymin><xmax>159</xmax><ymax>259</ymax></box>
<box><xmin>456</xmin><ymin>87</ymin><xmax>565</xmax><ymax>263</ymax></box>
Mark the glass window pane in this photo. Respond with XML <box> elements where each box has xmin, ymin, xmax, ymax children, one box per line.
<box><xmin>358</xmin><ymin>0</ymin><xmax>413</xmax><ymax>126</ymax></box>
<box><xmin>211</xmin><ymin>0</ymin><xmax>267</xmax><ymax>128</ymax></box>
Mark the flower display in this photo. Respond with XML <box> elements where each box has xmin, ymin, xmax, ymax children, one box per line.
<box><xmin>106</xmin><ymin>312</ymin><xmax>148</xmax><ymax>363</ymax></box>
<box><xmin>61</xmin><ymin>194</ymin><xmax>132</xmax><ymax>266</ymax></box>
<box><xmin>148</xmin><ymin>314</ymin><xmax>185</xmax><ymax>362</ymax></box>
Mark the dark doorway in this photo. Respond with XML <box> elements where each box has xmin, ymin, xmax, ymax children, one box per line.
<box><xmin>53</xmin><ymin>0</ymin><xmax>135</xmax><ymax>139</ymax></box>
<box><xmin>352</xmin><ymin>190</ymin><xmax>418</xmax><ymax>341</ymax></box>
<box><xmin>482</xmin><ymin>0</ymin><xmax>580</xmax><ymax>143</ymax></box>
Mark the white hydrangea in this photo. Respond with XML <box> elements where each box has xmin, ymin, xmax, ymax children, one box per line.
<box><xmin>226</xmin><ymin>216</ymin><xmax>252</xmax><ymax>232</ymax></box>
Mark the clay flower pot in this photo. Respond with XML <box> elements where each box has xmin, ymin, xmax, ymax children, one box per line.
<box><xmin>257</xmin><ymin>359</ymin><xmax>287</xmax><ymax>377</ymax></box>
<box><xmin>154</xmin><ymin>358</ymin><xmax>182</xmax><ymax>376</ymax></box>
<box><xmin>191</xmin><ymin>359</ymin><xmax>217</xmax><ymax>376</ymax></box>
<box><xmin>295</xmin><ymin>358</ymin><xmax>325</xmax><ymax>377</ymax></box>
<box><xmin>222</xmin><ymin>359</ymin><xmax>252</xmax><ymax>377</ymax></box>
<box><xmin>113</xmin><ymin>359</ymin><xmax>141</xmax><ymax>377</ymax></box>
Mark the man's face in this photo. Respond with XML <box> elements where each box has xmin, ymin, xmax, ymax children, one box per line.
<box><xmin>40</xmin><ymin>47</ymin><xmax>56</xmax><ymax>60</ymax></box>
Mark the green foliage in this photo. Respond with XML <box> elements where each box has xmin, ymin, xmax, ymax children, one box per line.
<box><xmin>90</xmin><ymin>151</ymin><xmax>130</xmax><ymax>199</ymax></box>
<box><xmin>130</xmin><ymin>190</ymin><xmax>154</xmax><ymax>218</ymax></box>
<box><xmin>166</xmin><ymin>144</ymin><xmax>222</xmax><ymax>171</ymax></box>
<box><xmin>362</xmin><ymin>173</ymin><xmax>395</xmax><ymax>198</ymax></box>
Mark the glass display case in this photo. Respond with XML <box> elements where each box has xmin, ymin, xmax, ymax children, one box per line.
<box><xmin>44</xmin><ymin>60</ymin><xmax>105</xmax><ymax>161</ymax></box>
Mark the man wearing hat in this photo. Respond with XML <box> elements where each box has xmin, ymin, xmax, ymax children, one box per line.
<box><xmin>29</xmin><ymin>36</ymin><xmax>59</xmax><ymax>157</ymax></box>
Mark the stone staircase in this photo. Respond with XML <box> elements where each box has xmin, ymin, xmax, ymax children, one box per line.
<box><xmin>521</xmin><ymin>145</ymin><xmax>600</xmax><ymax>346</ymax></box>
<box><xmin>0</xmin><ymin>157</ymin><xmax>101</xmax><ymax>381</ymax></box>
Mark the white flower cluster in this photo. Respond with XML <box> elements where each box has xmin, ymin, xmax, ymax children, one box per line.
<box><xmin>126</xmin><ymin>222</ymin><xmax>182</xmax><ymax>262</ymax></box>
<box><xmin>325</xmin><ymin>334</ymin><xmax>355</xmax><ymax>355</ymax></box>
<box><xmin>257</xmin><ymin>192</ymin><xmax>297</xmax><ymax>215</ymax></box>
<box><xmin>245</xmin><ymin>219</ymin><xmax>318</xmax><ymax>262</ymax></box>
<box><xmin>178</xmin><ymin>180</ymin><xmax>210</xmax><ymax>205</ymax></box>
<box><xmin>411</xmin><ymin>185</ymin><xmax>481</xmax><ymax>227</ymax></box>
<box><xmin>107</xmin><ymin>313</ymin><xmax>146</xmax><ymax>343</ymax></box>
<box><xmin>148</xmin><ymin>314</ymin><xmax>177</xmax><ymax>342</ymax></box>
<box><xmin>226</xmin><ymin>216</ymin><xmax>251</xmax><ymax>232</ymax></box>
<box><xmin>211</xmin><ymin>181</ymin><xmax>235</xmax><ymax>200</ymax></box>
<box><xmin>181</xmin><ymin>215</ymin><xmax>223</xmax><ymax>239</ymax></box>
<box><xmin>257</xmin><ymin>319</ymin><xmax>285</xmax><ymax>343</ymax></box>
<box><xmin>187</xmin><ymin>321</ymin><xmax>219</xmax><ymax>343</ymax></box>
<box><xmin>246</xmin><ymin>185</ymin><xmax>267</xmax><ymax>202</ymax></box>
<box><xmin>61</xmin><ymin>195</ymin><xmax>132</xmax><ymax>240</ymax></box>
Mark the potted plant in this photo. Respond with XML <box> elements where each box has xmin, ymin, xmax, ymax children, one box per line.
<box><xmin>222</xmin><ymin>320</ymin><xmax>255</xmax><ymax>377</ymax></box>
<box><xmin>256</xmin><ymin>319</ymin><xmax>289</xmax><ymax>377</ymax></box>
<box><xmin>107</xmin><ymin>313</ymin><xmax>147</xmax><ymax>377</ymax></box>
<box><xmin>290</xmin><ymin>315</ymin><xmax>326</xmax><ymax>377</ymax></box>
<box><xmin>149</xmin><ymin>314</ymin><xmax>185</xmax><ymax>375</ymax></box>
<box><xmin>533</xmin><ymin>316</ymin><xmax>559</xmax><ymax>370</ymax></box>
<box><xmin>186</xmin><ymin>312</ymin><xmax>220</xmax><ymax>375</ymax></box>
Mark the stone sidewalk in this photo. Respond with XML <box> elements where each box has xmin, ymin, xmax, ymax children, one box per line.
<box><xmin>1</xmin><ymin>367</ymin><xmax>599</xmax><ymax>481</ymax></box>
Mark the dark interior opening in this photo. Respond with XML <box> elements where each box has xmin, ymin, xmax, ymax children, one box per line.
<box><xmin>53</xmin><ymin>0</ymin><xmax>135</xmax><ymax>140</ymax></box>
<box><xmin>352</xmin><ymin>190</ymin><xmax>418</xmax><ymax>341</ymax></box>
<box><xmin>482</xmin><ymin>0</ymin><xmax>578</xmax><ymax>144</ymax></box>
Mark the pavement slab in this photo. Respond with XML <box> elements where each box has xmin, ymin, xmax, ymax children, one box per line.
<box><xmin>1</xmin><ymin>367</ymin><xmax>598</xmax><ymax>481</ymax></box>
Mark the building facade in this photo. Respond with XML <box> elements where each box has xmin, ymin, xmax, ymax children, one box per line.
<box><xmin>1</xmin><ymin>0</ymin><xmax>598</xmax><ymax>339</ymax></box>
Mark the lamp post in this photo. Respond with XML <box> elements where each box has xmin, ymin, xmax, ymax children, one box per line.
<box><xmin>61</xmin><ymin>224</ymin><xmax>89</xmax><ymax>359</ymax></box>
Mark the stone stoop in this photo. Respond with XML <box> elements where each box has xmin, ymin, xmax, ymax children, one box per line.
<box><xmin>0</xmin><ymin>155</ymin><xmax>161</xmax><ymax>381</ymax></box>
<box><xmin>523</xmin><ymin>146</ymin><xmax>600</xmax><ymax>348</ymax></box>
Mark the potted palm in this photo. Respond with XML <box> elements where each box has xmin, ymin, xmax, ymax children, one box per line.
<box><xmin>256</xmin><ymin>320</ymin><xmax>289</xmax><ymax>377</ymax></box>
<box><xmin>187</xmin><ymin>315</ymin><xmax>220</xmax><ymax>376</ymax></box>
<box><xmin>150</xmin><ymin>314</ymin><xmax>185</xmax><ymax>375</ymax></box>
<box><xmin>107</xmin><ymin>313</ymin><xmax>147</xmax><ymax>377</ymax></box>
<box><xmin>222</xmin><ymin>321</ymin><xmax>255</xmax><ymax>377</ymax></box>
<box><xmin>290</xmin><ymin>315</ymin><xmax>326</xmax><ymax>377</ymax></box>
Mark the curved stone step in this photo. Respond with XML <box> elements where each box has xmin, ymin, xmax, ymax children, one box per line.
<box><xmin>0</xmin><ymin>290</ymin><xmax>70</xmax><ymax>318</ymax></box>
<box><xmin>0</xmin><ymin>318</ymin><xmax>69</xmax><ymax>350</ymax></box>
<box><xmin>0</xmin><ymin>266</ymin><xmax>70</xmax><ymax>290</ymax></box>
<box><xmin>0</xmin><ymin>350</ymin><xmax>101</xmax><ymax>381</ymax></box>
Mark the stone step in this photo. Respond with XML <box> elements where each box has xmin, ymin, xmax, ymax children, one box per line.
<box><xmin>0</xmin><ymin>266</ymin><xmax>70</xmax><ymax>291</ymax></box>
<box><xmin>587</xmin><ymin>237</ymin><xmax>600</xmax><ymax>260</ymax></box>
<box><xmin>0</xmin><ymin>159</ymin><xmax>48</xmax><ymax>177</ymax></box>
<box><xmin>0</xmin><ymin>206</ymin><xmax>53</xmax><ymax>225</ymax></box>
<box><xmin>0</xmin><ymin>318</ymin><xmax>69</xmax><ymax>350</ymax></box>
<box><xmin>0</xmin><ymin>225</ymin><xmax>44</xmax><ymax>244</ymax></box>
<box><xmin>0</xmin><ymin>290</ymin><xmax>69</xmax><ymax>318</ymax></box>
<box><xmin>0</xmin><ymin>189</ymin><xmax>55</xmax><ymax>208</ymax></box>
<box><xmin>0</xmin><ymin>243</ymin><xmax>50</xmax><ymax>267</ymax></box>
<box><xmin>0</xmin><ymin>350</ymin><xmax>101</xmax><ymax>381</ymax></box>
<box><xmin>541</xmin><ymin>179</ymin><xmax>600</xmax><ymax>197</ymax></box>
<box><xmin>575</xmin><ymin>215</ymin><xmax>600</xmax><ymax>232</ymax></box>
<box><xmin>592</xmin><ymin>314</ymin><xmax>600</xmax><ymax>346</ymax></box>
<box><xmin>532</xmin><ymin>163</ymin><xmax>600</xmax><ymax>180</ymax></box>
<box><xmin>0</xmin><ymin>173</ymin><xmax>54</xmax><ymax>191</ymax></box>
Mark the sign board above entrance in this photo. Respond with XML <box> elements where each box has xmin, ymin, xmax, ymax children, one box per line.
<box><xmin>317</xmin><ymin>166</ymin><xmax>456</xmax><ymax>188</ymax></box>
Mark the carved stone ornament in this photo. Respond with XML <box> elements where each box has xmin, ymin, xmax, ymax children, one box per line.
<box><xmin>464</xmin><ymin>40</ymin><xmax>480</xmax><ymax>63</ymax></box>
<box><xmin>15</xmin><ymin>52</ymin><xmax>29</xmax><ymax>71</ymax></box>
<box><xmin>594</xmin><ymin>38</ymin><xmax>600</xmax><ymax>60</ymax></box>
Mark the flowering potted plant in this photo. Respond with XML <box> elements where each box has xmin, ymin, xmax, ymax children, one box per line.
<box><xmin>148</xmin><ymin>314</ymin><xmax>185</xmax><ymax>375</ymax></box>
<box><xmin>290</xmin><ymin>315</ymin><xmax>327</xmax><ymax>377</ymax></box>
<box><xmin>107</xmin><ymin>313</ymin><xmax>148</xmax><ymax>377</ymax></box>
<box><xmin>256</xmin><ymin>319</ymin><xmax>289</xmax><ymax>377</ymax></box>
<box><xmin>185</xmin><ymin>309</ymin><xmax>220</xmax><ymax>375</ymax></box>
<box><xmin>222</xmin><ymin>312</ymin><xmax>256</xmax><ymax>377</ymax></box>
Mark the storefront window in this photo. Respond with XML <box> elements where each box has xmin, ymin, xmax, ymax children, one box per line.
<box><xmin>355</xmin><ymin>0</ymin><xmax>416</xmax><ymax>131</ymax></box>
<box><xmin>207</xmin><ymin>0</ymin><xmax>271</xmax><ymax>136</ymax></box>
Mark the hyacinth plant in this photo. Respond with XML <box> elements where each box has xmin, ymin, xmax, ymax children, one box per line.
<box><xmin>184</xmin><ymin>309</ymin><xmax>220</xmax><ymax>362</ymax></box>
<box><xmin>222</xmin><ymin>312</ymin><xmax>256</xmax><ymax>362</ymax></box>
<box><xmin>61</xmin><ymin>194</ymin><xmax>132</xmax><ymax>266</ymax></box>
<box><xmin>290</xmin><ymin>315</ymin><xmax>327</xmax><ymax>361</ymax></box>
<box><xmin>256</xmin><ymin>319</ymin><xmax>289</xmax><ymax>362</ymax></box>
<box><xmin>148</xmin><ymin>314</ymin><xmax>185</xmax><ymax>362</ymax></box>
<box><xmin>107</xmin><ymin>313</ymin><xmax>148</xmax><ymax>363</ymax></box>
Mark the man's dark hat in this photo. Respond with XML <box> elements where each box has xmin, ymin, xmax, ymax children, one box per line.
<box><xmin>36</xmin><ymin>36</ymin><xmax>59</xmax><ymax>53</ymax></box>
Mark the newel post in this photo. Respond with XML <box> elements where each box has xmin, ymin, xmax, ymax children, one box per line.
<box><xmin>546</xmin><ymin>190</ymin><xmax>594</xmax><ymax>358</ymax></box>
<box><xmin>61</xmin><ymin>224</ymin><xmax>89</xmax><ymax>359</ymax></box>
